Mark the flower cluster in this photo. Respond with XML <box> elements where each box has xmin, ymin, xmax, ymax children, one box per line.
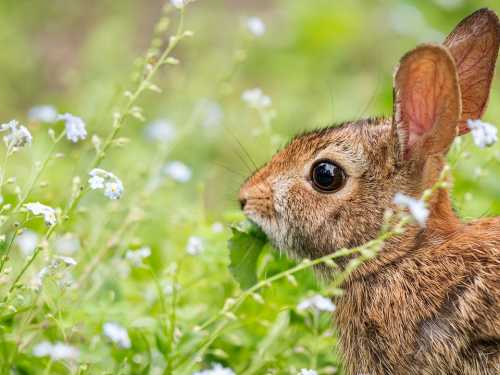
<box><xmin>186</xmin><ymin>235</ymin><xmax>204</xmax><ymax>255</ymax></box>
<box><xmin>103</xmin><ymin>322</ymin><xmax>131</xmax><ymax>349</ymax></box>
<box><xmin>28</xmin><ymin>105</ymin><xmax>58</xmax><ymax>123</ymax></box>
<box><xmin>58</xmin><ymin>113</ymin><xmax>87</xmax><ymax>143</ymax></box>
<box><xmin>163</xmin><ymin>161</ymin><xmax>192</xmax><ymax>183</ymax></box>
<box><xmin>32</xmin><ymin>341</ymin><xmax>79</xmax><ymax>361</ymax></box>
<box><xmin>125</xmin><ymin>246</ymin><xmax>151</xmax><ymax>267</ymax></box>
<box><xmin>298</xmin><ymin>370</ymin><xmax>318</xmax><ymax>375</ymax></box>
<box><xmin>88</xmin><ymin>168</ymin><xmax>124</xmax><ymax>200</ymax></box>
<box><xmin>246</xmin><ymin>17</ymin><xmax>266</xmax><ymax>37</ymax></box>
<box><xmin>0</xmin><ymin>120</ymin><xmax>32</xmax><ymax>150</ymax></box>
<box><xmin>145</xmin><ymin>118</ymin><xmax>176</xmax><ymax>143</ymax></box>
<box><xmin>241</xmin><ymin>88</ymin><xmax>272</xmax><ymax>109</ymax></box>
<box><xmin>393</xmin><ymin>192</ymin><xmax>429</xmax><ymax>227</ymax></box>
<box><xmin>193</xmin><ymin>363</ymin><xmax>236</xmax><ymax>375</ymax></box>
<box><xmin>297</xmin><ymin>294</ymin><xmax>336</xmax><ymax>313</ymax></box>
<box><xmin>25</xmin><ymin>202</ymin><xmax>57</xmax><ymax>226</ymax></box>
<box><xmin>467</xmin><ymin>119</ymin><xmax>498</xmax><ymax>148</ymax></box>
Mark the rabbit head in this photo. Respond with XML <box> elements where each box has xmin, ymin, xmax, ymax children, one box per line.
<box><xmin>239</xmin><ymin>9</ymin><xmax>499</xmax><ymax>260</ymax></box>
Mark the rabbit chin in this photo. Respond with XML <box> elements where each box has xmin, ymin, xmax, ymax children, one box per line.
<box><xmin>245</xmin><ymin>211</ymin><xmax>293</xmax><ymax>251</ymax></box>
<box><xmin>246</xmin><ymin>211</ymin><xmax>328</xmax><ymax>261</ymax></box>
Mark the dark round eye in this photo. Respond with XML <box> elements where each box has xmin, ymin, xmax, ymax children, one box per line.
<box><xmin>310</xmin><ymin>160</ymin><xmax>346</xmax><ymax>193</ymax></box>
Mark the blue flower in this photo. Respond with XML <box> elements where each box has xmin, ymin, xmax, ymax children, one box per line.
<box><xmin>58</xmin><ymin>113</ymin><xmax>87</xmax><ymax>143</ymax></box>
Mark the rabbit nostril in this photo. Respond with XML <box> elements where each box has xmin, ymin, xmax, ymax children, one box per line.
<box><xmin>239</xmin><ymin>198</ymin><xmax>247</xmax><ymax>210</ymax></box>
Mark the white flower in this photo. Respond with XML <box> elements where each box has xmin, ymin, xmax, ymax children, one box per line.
<box><xmin>28</xmin><ymin>105</ymin><xmax>58</xmax><ymax>123</ymax></box>
<box><xmin>246</xmin><ymin>16</ymin><xmax>266</xmax><ymax>37</ymax></box>
<box><xmin>193</xmin><ymin>363</ymin><xmax>236</xmax><ymax>375</ymax></box>
<box><xmin>299</xmin><ymin>370</ymin><xmax>318</xmax><ymax>375</ymax></box>
<box><xmin>162</xmin><ymin>280</ymin><xmax>179</xmax><ymax>296</ymax></box>
<box><xmin>58</xmin><ymin>256</ymin><xmax>77</xmax><ymax>267</ymax></box>
<box><xmin>170</xmin><ymin>0</ymin><xmax>185</xmax><ymax>9</ymax></box>
<box><xmin>393</xmin><ymin>192</ymin><xmax>429</xmax><ymax>227</ymax></box>
<box><xmin>58</xmin><ymin>113</ymin><xmax>87</xmax><ymax>143</ymax></box>
<box><xmin>103</xmin><ymin>322</ymin><xmax>131</xmax><ymax>349</ymax></box>
<box><xmin>297</xmin><ymin>294</ymin><xmax>336</xmax><ymax>313</ymax></box>
<box><xmin>198</xmin><ymin>99</ymin><xmax>223</xmax><ymax>129</ymax></box>
<box><xmin>25</xmin><ymin>202</ymin><xmax>57</xmax><ymax>226</ymax></box>
<box><xmin>163</xmin><ymin>161</ymin><xmax>192</xmax><ymax>183</ymax></box>
<box><xmin>89</xmin><ymin>175</ymin><xmax>105</xmax><ymax>190</ymax></box>
<box><xmin>0</xmin><ymin>120</ymin><xmax>32</xmax><ymax>149</ymax></box>
<box><xmin>88</xmin><ymin>168</ymin><xmax>124</xmax><ymax>200</ymax></box>
<box><xmin>126</xmin><ymin>246</ymin><xmax>151</xmax><ymax>266</ymax></box>
<box><xmin>16</xmin><ymin>230</ymin><xmax>39</xmax><ymax>257</ymax></box>
<box><xmin>55</xmin><ymin>234</ymin><xmax>81</xmax><ymax>255</ymax></box>
<box><xmin>242</xmin><ymin>88</ymin><xmax>272</xmax><ymax>109</ymax></box>
<box><xmin>211</xmin><ymin>222</ymin><xmax>224</xmax><ymax>233</ymax></box>
<box><xmin>467</xmin><ymin>119</ymin><xmax>497</xmax><ymax>148</ymax></box>
<box><xmin>186</xmin><ymin>236</ymin><xmax>204</xmax><ymax>256</ymax></box>
<box><xmin>33</xmin><ymin>341</ymin><xmax>79</xmax><ymax>361</ymax></box>
<box><xmin>104</xmin><ymin>180</ymin><xmax>124</xmax><ymax>200</ymax></box>
<box><xmin>145</xmin><ymin>119</ymin><xmax>176</xmax><ymax>143</ymax></box>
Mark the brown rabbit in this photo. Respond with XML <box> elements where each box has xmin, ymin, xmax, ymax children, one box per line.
<box><xmin>239</xmin><ymin>8</ymin><xmax>499</xmax><ymax>375</ymax></box>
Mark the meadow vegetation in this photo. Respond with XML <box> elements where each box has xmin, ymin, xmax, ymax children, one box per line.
<box><xmin>0</xmin><ymin>0</ymin><xmax>498</xmax><ymax>374</ymax></box>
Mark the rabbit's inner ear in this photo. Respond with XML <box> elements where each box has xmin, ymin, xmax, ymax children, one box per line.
<box><xmin>392</xmin><ymin>44</ymin><xmax>461</xmax><ymax>160</ymax></box>
<box><xmin>443</xmin><ymin>8</ymin><xmax>499</xmax><ymax>135</ymax></box>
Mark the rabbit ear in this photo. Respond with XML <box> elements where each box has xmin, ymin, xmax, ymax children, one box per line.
<box><xmin>444</xmin><ymin>8</ymin><xmax>499</xmax><ymax>135</ymax></box>
<box><xmin>392</xmin><ymin>44</ymin><xmax>461</xmax><ymax>160</ymax></box>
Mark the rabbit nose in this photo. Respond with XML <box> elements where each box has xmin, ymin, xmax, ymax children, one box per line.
<box><xmin>239</xmin><ymin>198</ymin><xmax>247</xmax><ymax>210</ymax></box>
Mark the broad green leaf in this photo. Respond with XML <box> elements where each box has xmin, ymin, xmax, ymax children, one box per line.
<box><xmin>228</xmin><ymin>221</ymin><xmax>268</xmax><ymax>289</ymax></box>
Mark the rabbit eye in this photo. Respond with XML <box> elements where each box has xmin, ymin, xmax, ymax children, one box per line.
<box><xmin>310</xmin><ymin>160</ymin><xmax>346</xmax><ymax>193</ymax></box>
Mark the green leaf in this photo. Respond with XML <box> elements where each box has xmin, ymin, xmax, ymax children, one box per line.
<box><xmin>228</xmin><ymin>221</ymin><xmax>268</xmax><ymax>289</ymax></box>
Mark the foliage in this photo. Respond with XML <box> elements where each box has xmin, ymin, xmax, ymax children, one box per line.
<box><xmin>0</xmin><ymin>0</ymin><xmax>498</xmax><ymax>374</ymax></box>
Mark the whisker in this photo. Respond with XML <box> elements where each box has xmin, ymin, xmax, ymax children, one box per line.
<box><xmin>212</xmin><ymin>162</ymin><xmax>247</xmax><ymax>178</ymax></box>
<box><xmin>222</xmin><ymin>124</ymin><xmax>258</xmax><ymax>171</ymax></box>
<box><xmin>357</xmin><ymin>71</ymin><xmax>382</xmax><ymax>119</ymax></box>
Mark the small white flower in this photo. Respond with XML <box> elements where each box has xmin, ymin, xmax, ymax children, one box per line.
<box><xmin>145</xmin><ymin>119</ymin><xmax>176</xmax><ymax>143</ymax></box>
<box><xmin>297</xmin><ymin>294</ymin><xmax>336</xmax><ymax>313</ymax></box>
<box><xmin>16</xmin><ymin>230</ymin><xmax>39</xmax><ymax>257</ymax></box>
<box><xmin>393</xmin><ymin>192</ymin><xmax>429</xmax><ymax>227</ymax></box>
<box><xmin>163</xmin><ymin>161</ymin><xmax>192</xmax><ymax>183</ymax></box>
<box><xmin>193</xmin><ymin>363</ymin><xmax>236</xmax><ymax>375</ymax></box>
<box><xmin>242</xmin><ymin>88</ymin><xmax>272</xmax><ymax>109</ymax></box>
<box><xmin>58</xmin><ymin>256</ymin><xmax>77</xmax><ymax>267</ymax></box>
<box><xmin>25</xmin><ymin>202</ymin><xmax>57</xmax><ymax>226</ymax></box>
<box><xmin>103</xmin><ymin>322</ymin><xmax>131</xmax><ymax>349</ymax></box>
<box><xmin>186</xmin><ymin>236</ymin><xmax>204</xmax><ymax>256</ymax></box>
<box><xmin>0</xmin><ymin>120</ymin><xmax>32</xmax><ymax>149</ymax></box>
<box><xmin>88</xmin><ymin>168</ymin><xmax>124</xmax><ymax>200</ymax></box>
<box><xmin>89</xmin><ymin>175</ymin><xmax>105</xmax><ymax>190</ymax></box>
<box><xmin>198</xmin><ymin>99</ymin><xmax>223</xmax><ymax>129</ymax></box>
<box><xmin>211</xmin><ymin>222</ymin><xmax>224</xmax><ymax>233</ymax></box>
<box><xmin>162</xmin><ymin>280</ymin><xmax>179</xmax><ymax>296</ymax></box>
<box><xmin>126</xmin><ymin>246</ymin><xmax>151</xmax><ymax>267</ymax></box>
<box><xmin>467</xmin><ymin>119</ymin><xmax>497</xmax><ymax>148</ymax></box>
<box><xmin>170</xmin><ymin>0</ymin><xmax>185</xmax><ymax>9</ymax></box>
<box><xmin>104</xmin><ymin>180</ymin><xmax>124</xmax><ymax>200</ymax></box>
<box><xmin>33</xmin><ymin>341</ymin><xmax>79</xmax><ymax>361</ymax></box>
<box><xmin>246</xmin><ymin>16</ymin><xmax>266</xmax><ymax>37</ymax></box>
<box><xmin>55</xmin><ymin>234</ymin><xmax>81</xmax><ymax>255</ymax></box>
<box><xmin>28</xmin><ymin>105</ymin><xmax>58</xmax><ymax>123</ymax></box>
<box><xmin>58</xmin><ymin>113</ymin><xmax>87</xmax><ymax>143</ymax></box>
<box><xmin>299</xmin><ymin>370</ymin><xmax>318</xmax><ymax>375</ymax></box>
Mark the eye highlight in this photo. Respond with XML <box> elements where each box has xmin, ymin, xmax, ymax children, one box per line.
<box><xmin>310</xmin><ymin>159</ymin><xmax>346</xmax><ymax>193</ymax></box>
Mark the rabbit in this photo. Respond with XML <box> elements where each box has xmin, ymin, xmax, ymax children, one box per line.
<box><xmin>239</xmin><ymin>8</ymin><xmax>499</xmax><ymax>375</ymax></box>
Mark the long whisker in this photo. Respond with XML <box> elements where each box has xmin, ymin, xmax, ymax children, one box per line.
<box><xmin>212</xmin><ymin>162</ymin><xmax>247</xmax><ymax>178</ymax></box>
<box><xmin>357</xmin><ymin>71</ymin><xmax>382</xmax><ymax>119</ymax></box>
<box><xmin>222</xmin><ymin>124</ymin><xmax>258</xmax><ymax>171</ymax></box>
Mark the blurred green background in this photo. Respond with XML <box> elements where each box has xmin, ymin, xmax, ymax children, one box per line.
<box><xmin>0</xmin><ymin>0</ymin><xmax>498</xmax><ymax>373</ymax></box>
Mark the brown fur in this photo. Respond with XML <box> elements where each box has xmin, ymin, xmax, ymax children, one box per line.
<box><xmin>239</xmin><ymin>9</ymin><xmax>500</xmax><ymax>375</ymax></box>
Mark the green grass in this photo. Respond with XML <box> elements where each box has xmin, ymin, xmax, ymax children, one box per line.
<box><xmin>0</xmin><ymin>0</ymin><xmax>498</xmax><ymax>374</ymax></box>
